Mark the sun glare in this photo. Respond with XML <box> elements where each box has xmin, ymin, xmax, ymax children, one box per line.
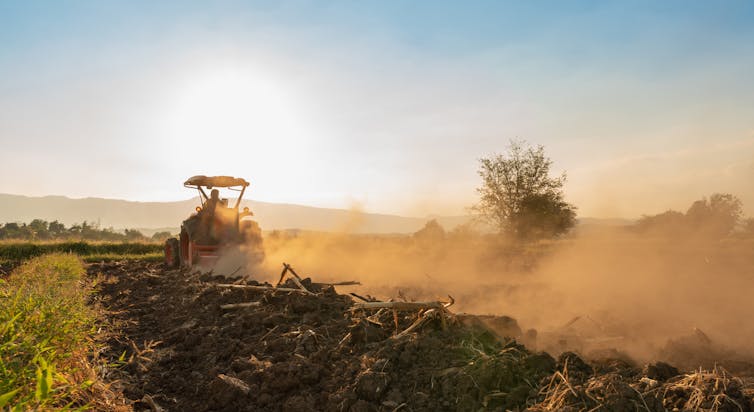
<box><xmin>161</xmin><ymin>65</ymin><xmax>307</xmax><ymax>167</ymax></box>
<box><xmin>154</xmin><ymin>64</ymin><xmax>322</xmax><ymax>202</ymax></box>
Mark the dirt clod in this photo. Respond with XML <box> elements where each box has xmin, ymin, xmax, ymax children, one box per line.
<box><xmin>644</xmin><ymin>361</ymin><xmax>679</xmax><ymax>381</ymax></box>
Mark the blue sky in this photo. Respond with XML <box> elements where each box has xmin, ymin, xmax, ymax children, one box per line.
<box><xmin>1</xmin><ymin>1</ymin><xmax>753</xmax><ymax>217</ymax></box>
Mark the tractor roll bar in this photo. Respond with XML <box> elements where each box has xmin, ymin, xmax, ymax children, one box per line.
<box><xmin>183</xmin><ymin>175</ymin><xmax>250</xmax><ymax>209</ymax></box>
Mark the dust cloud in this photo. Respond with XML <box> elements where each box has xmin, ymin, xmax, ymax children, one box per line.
<box><xmin>241</xmin><ymin>219</ymin><xmax>754</xmax><ymax>365</ymax></box>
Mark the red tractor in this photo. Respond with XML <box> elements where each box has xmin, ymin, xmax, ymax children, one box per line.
<box><xmin>164</xmin><ymin>175</ymin><xmax>263</xmax><ymax>268</ymax></box>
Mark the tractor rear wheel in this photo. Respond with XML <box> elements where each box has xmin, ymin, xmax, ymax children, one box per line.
<box><xmin>164</xmin><ymin>237</ymin><xmax>180</xmax><ymax>268</ymax></box>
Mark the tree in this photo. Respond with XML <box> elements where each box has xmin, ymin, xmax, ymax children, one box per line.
<box><xmin>512</xmin><ymin>192</ymin><xmax>578</xmax><ymax>240</ymax></box>
<box><xmin>48</xmin><ymin>220</ymin><xmax>66</xmax><ymax>237</ymax></box>
<box><xmin>28</xmin><ymin>219</ymin><xmax>50</xmax><ymax>240</ymax></box>
<box><xmin>685</xmin><ymin>193</ymin><xmax>742</xmax><ymax>237</ymax></box>
<box><xmin>413</xmin><ymin>219</ymin><xmax>446</xmax><ymax>241</ymax></box>
<box><xmin>742</xmin><ymin>218</ymin><xmax>754</xmax><ymax>236</ymax></box>
<box><xmin>473</xmin><ymin>140</ymin><xmax>576</xmax><ymax>239</ymax></box>
<box><xmin>124</xmin><ymin>229</ymin><xmax>145</xmax><ymax>241</ymax></box>
<box><xmin>634</xmin><ymin>210</ymin><xmax>686</xmax><ymax>235</ymax></box>
<box><xmin>151</xmin><ymin>231</ymin><xmax>173</xmax><ymax>242</ymax></box>
<box><xmin>0</xmin><ymin>222</ymin><xmax>32</xmax><ymax>239</ymax></box>
<box><xmin>632</xmin><ymin>193</ymin><xmax>744</xmax><ymax>239</ymax></box>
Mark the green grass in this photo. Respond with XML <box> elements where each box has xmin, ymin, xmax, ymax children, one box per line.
<box><xmin>81</xmin><ymin>252</ymin><xmax>163</xmax><ymax>263</ymax></box>
<box><xmin>0</xmin><ymin>254</ymin><xmax>101</xmax><ymax>410</ymax></box>
<box><xmin>0</xmin><ymin>241</ymin><xmax>162</xmax><ymax>264</ymax></box>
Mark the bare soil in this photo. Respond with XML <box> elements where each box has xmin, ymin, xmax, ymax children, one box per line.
<box><xmin>90</xmin><ymin>261</ymin><xmax>754</xmax><ymax>411</ymax></box>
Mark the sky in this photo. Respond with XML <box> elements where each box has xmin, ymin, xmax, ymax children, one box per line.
<box><xmin>1</xmin><ymin>1</ymin><xmax>753</xmax><ymax>218</ymax></box>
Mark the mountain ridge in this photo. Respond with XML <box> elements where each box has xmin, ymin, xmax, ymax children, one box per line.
<box><xmin>0</xmin><ymin>193</ymin><xmax>470</xmax><ymax>234</ymax></box>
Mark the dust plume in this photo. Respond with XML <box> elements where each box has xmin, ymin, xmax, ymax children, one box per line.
<box><xmin>249</xmin><ymin>222</ymin><xmax>754</xmax><ymax>366</ymax></box>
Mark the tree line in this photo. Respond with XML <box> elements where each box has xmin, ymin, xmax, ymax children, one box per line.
<box><xmin>0</xmin><ymin>219</ymin><xmax>172</xmax><ymax>242</ymax></box>
<box><xmin>468</xmin><ymin>140</ymin><xmax>751</xmax><ymax>240</ymax></box>
<box><xmin>634</xmin><ymin>193</ymin><xmax>754</xmax><ymax>238</ymax></box>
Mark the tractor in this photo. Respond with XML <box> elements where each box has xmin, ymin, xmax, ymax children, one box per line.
<box><xmin>164</xmin><ymin>175</ymin><xmax>263</xmax><ymax>268</ymax></box>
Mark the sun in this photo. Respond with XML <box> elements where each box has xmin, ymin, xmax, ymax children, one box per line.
<box><xmin>153</xmin><ymin>61</ymin><xmax>336</xmax><ymax>205</ymax></box>
<box><xmin>159</xmin><ymin>64</ymin><xmax>308</xmax><ymax>171</ymax></box>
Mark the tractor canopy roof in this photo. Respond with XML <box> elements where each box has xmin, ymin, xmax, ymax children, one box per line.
<box><xmin>184</xmin><ymin>175</ymin><xmax>249</xmax><ymax>188</ymax></box>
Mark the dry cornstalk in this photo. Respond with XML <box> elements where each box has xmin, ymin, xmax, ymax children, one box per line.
<box><xmin>352</xmin><ymin>301</ymin><xmax>446</xmax><ymax>311</ymax></box>
<box><xmin>665</xmin><ymin>366</ymin><xmax>744</xmax><ymax>412</ymax></box>
<box><xmin>284</xmin><ymin>262</ymin><xmax>304</xmax><ymax>280</ymax></box>
<box><xmin>274</xmin><ymin>263</ymin><xmax>314</xmax><ymax>295</ymax></box>
<box><xmin>288</xmin><ymin>275</ymin><xmax>314</xmax><ymax>295</ymax></box>
<box><xmin>224</xmin><ymin>265</ymin><xmax>242</xmax><ymax>278</ymax></box>
<box><xmin>275</xmin><ymin>262</ymin><xmax>303</xmax><ymax>285</ymax></box>
<box><xmin>141</xmin><ymin>394</ymin><xmax>165</xmax><ymax>412</ymax></box>
<box><xmin>214</xmin><ymin>284</ymin><xmax>311</xmax><ymax>294</ymax></box>
<box><xmin>392</xmin><ymin>309</ymin><xmax>440</xmax><ymax>339</ymax></box>
<box><xmin>314</xmin><ymin>281</ymin><xmax>361</xmax><ymax>286</ymax></box>
<box><xmin>337</xmin><ymin>332</ymin><xmax>352</xmax><ymax>348</ymax></box>
<box><xmin>258</xmin><ymin>325</ymin><xmax>280</xmax><ymax>343</ymax></box>
<box><xmin>350</xmin><ymin>292</ymin><xmax>374</xmax><ymax>302</ymax></box>
<box><xmin>220</xmin><ymin>302</ymin><xmax>262</xmax><ymax>310</ymax></box>
<box><xmin>275</xmin><ymin>264</ymin><xmax>289</xmax><ymax>287</ymax></box>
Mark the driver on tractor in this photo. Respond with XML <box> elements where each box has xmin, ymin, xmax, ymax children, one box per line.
<box><xmin>164</xmin><ymin>175</ymin><xmax>264</xmax><ymax>268</ymax></box>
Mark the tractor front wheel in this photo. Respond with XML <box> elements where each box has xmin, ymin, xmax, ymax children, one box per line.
<box><xmin>164</xmin><ymin>237</ymin><xmax>180</xmax><ymax>268</ymax></box>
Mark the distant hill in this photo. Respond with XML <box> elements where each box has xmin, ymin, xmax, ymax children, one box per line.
<box><xmin>0</xmin><ymin>193</ymin><xmax>470</xmax><ymax>234</ymax></box>
<box><xmin>0</xmin><ymin>193</ymin><xmax>633</xmax><ymax>235</ymax></box>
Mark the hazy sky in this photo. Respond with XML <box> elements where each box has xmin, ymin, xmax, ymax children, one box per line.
<box><xmin>1</xmin><ymin>1</ymin><xmax>753</xmax><ymax>218</ymax></box>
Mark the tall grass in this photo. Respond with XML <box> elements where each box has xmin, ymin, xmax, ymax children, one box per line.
<box><xmin>0</xmin><ymin>254</ymin><xmax>100</xmax><ymax>410</ymax></box>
